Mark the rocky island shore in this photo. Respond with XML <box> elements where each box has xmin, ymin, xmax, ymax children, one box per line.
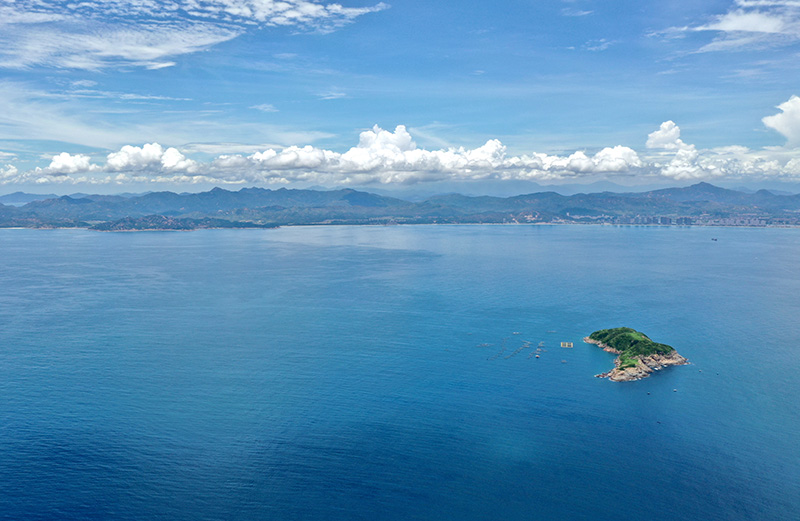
<box><xmin>584</xmin><ymin>327</ymin><xmax>688</xmax><ymax>382</ymax></box>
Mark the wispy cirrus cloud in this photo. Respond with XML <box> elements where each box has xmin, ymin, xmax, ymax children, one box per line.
<box><xmin>0</xmin><ymin>1</ymin><xmax>389</xmax><ymax>70</ymax></box>
<box><xmin>251</xmin><ymin>103</ymin><xmax>279</xmax><ymax>112</ymax></box>
<box><xmin>561</xmin><ymin>9</ymin><xmax>593</xmax><ymax>17</ymax></box>
<box><xmin>0</xmin><ymin>20</ymin><xmax>242</xmax><ymax>70</ymax></box>
<box><xmin>0</xmin><ymin>81</ymin><xmax>335</xmax><ymax>152</ymax></box>
<box><xmin>583</xmin><ymin>38</ymin><xmax>614</xmax><ymax>52</ymax></box>
<box><xmin>318</xmin><ymin>90</ymin><xmax>348</xmax><ymax>100</ymax></box>
<box><xmin>13</xmin><ymin>0</ymin><xmax>390</xmax><ymax>30</ymax></box>
<box><xmin>661</xmin><ymin>0</ymin><xmax>800</xmax><ymax>52</ymax></box>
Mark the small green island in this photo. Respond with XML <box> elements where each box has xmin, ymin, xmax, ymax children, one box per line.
<box><xmin>584</xmin><ymin>327</ymin><xmax>688</xmax><ymax>382</ymax></box>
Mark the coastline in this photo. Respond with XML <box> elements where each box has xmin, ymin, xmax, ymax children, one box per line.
<box><xmin>2</xmin><ymin>221</ymin><xmax>799</xmax><ymax>232</ymax></box>
<box><xmin>583</xmin><ymin>336</ymin><xmax>689</xmax><ymax>382</ymax></box>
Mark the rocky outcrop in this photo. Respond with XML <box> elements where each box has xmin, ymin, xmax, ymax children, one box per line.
<box><xmin>584</xmin><ymin>336</ymin><xmax>689</xmax><ymax>382</ymax></box>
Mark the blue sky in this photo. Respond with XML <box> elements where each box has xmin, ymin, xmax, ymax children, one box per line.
<box><xmin>2</xmin><ymin>0</ymin><xmax>800</xmax><ymax>194</ymax></box>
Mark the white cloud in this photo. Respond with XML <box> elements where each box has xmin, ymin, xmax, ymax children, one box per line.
<box><xmin>668</xmin><ymin>1</ymin><xmax>800</xmax><ymax>52</ymax></box>
<box><xmin>319</xmin><ymin>91</ymin><xmax>348</xmax><ymax>100</ymax></box>
<box><xmin>0</xmin><ymin>1</ymin><xmax>388</xmax><ymax>70</ymax></box>
<box><xmin>180</xmin><ymin>142</ymin><xmax>287</xmax><ymax>155</ymax></box>
<box><xmin>9</xmin><ymin>0</ymin><xmax>389</xmax><ymax>29</ymax></box>
<box><xmin>11</xmin><ymin>152</ymin><xmax>102</xmax><ymax>183</ymax></box>
<box><xmin>646</xmin><ymin>120</ymin><xmax>691</xmax><ymax>150</ymax></box>
<box><xmin>658</xmin><ymin>146</ymin><xmax>705</xmax><ymax>180</ymax></box>
<box><xmin>4</xmin><ymin>99</ymin><xmax>800</xmax><ymax>186</ymax></box>
<box><xmin>762</xmin><ymin>95</ymin><xmax>800</xmax><ymax>145</ymax></box>
<box><xmin>0</xmin><ymin>21</ymin><xmax>242</xmax><ymax>70</ymax></box>
<box><xmin>55</xmin><ymin>89</ymin><xmax>191</xmax><ymax>101</ymax></box>
<box><xmin>71</xmin><ymin>80</ymin><xmax>98</xmax><ymax>88</ymax></box>
<box><xmin>0</xmin><ymin>164</ymin><xmax>19</xmax><ymax>181</ymax></box>
<box><xmin>251</xmin><ymin>103</ymin><xmax>279</xmax><ymax>112</ymax></box>
<box><xmin>736</xmin><ymin>1</ymin><xmax>800</xmax><ymax>6</ymax></box>
<box><xmin>0</xmin><ymin>125</ymin><xmax>645</xmax><ymax>186</ymax></box>
<box><xmin>0</xmin><ymin>81</ymin><xmax>337</xmax><ymax>152</ymax></box>
<box><xmin>205</xmin><ymin>125</ymin><xmax>645</xmax><ymax>185</ymax></box>
<box><xmin>592</xmin><ymin>146</ymin><xmax>644</xmax><ymax>172</ymax></box>
<box><xmin>39</xmin><ymin>152</ymin><xmax>100</xmax><ymax>175</ymax></box>
<box><xmin>561</xmin><ymin>9</ymin><xmax>593</xmax><ymax>17</ymax></box>
<box><xmin>645</xmin><ymin>121</ymin><xmax>713</xmax><ymax>179</ymax></box>
<box><xmin>584</xmin><ymin>38</ymin><xmax>614</xmax><ymax>52</ymax></box>
<box><xmin>644</xmin><ymin>101</ymin><xmax>800</xmax><ymax>180</ymax></box>
<box><xmin>0</xmin><ymin>83</ymin><xmax>122</xmax><ymax>148</ymax></box>
<box><xmin>106</xmin><ymin>143</ymin><xmax>199</xmax><ymax>172</ymax></box>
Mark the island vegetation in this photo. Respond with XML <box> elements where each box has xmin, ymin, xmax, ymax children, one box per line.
<box><xmin>584</xmin><ymin>327</ymin><xmax>688</xmax><ymax>382</ymax></box>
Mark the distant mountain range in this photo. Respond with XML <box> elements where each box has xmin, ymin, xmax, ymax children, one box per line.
<box><xmin>1</xmin><ymin>182</ymin><xmax>799</xmax><ymax>230</ymax></box>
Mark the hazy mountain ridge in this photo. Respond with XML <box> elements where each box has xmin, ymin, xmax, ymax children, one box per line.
<box><xmin>3</xmin><ymin>182</ymin><xmax>800</xmax><ymax>229</ymax></box>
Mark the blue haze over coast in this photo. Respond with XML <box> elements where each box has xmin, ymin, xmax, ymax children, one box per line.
<box><xmin>1</xmin><ymin>225</ymin><xmax>798</xmax><ymax>520</ymax></box>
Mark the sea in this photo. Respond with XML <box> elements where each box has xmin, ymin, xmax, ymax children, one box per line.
<box><xmin>0</xmin><ymin>224</ymin><xmax>798</xmax><ymax>521</ymax></box>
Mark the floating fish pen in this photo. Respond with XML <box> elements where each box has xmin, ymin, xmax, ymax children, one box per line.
<box><xmin>560</xmin><ymin>342</ymin><xmax>574</xmax><ymax>348</ymax></box>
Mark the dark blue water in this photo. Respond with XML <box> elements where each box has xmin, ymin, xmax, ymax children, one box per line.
<box><xmin>1</xmin><ymin>225</ymin><xmax>798</xmax><ymax>520</ymax></box>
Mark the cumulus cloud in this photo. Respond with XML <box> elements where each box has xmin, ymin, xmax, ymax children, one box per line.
<box><xmin>0</xmin><ymin>124</ymin><xmax>647</xmax><ymax>186</ymax></box>
<box><xmin>107</xmin><ymin>125</ymin><xmax>643</xmax><ymax>186</ymax></box>
<box><xmin>658</xmin><ymin>147</ymin><xmax>705</xmax><ymax>180</ymax></box>
<box><xmin>643</xmin><ymin>98</ymin><xmax>800</xmax><ymax>180</ymax></box>
<box><xmin>39</xmin><ymin>152</ymin><xmax>100</xmax><ymax>175</ymax></box>
<box><xmin>4</xmin><ymin>96</ymin><xmax>800</xmax><ymax>186</ymax></box>
<box><xmin>762</xmin><ymin>95</ymin><xmax>800</xmax><ymax>145</ymax></box>
<box><xmin>644</xmin><ymin>121</ymin><xmax>709</xmax><ymax>179</ymax></box>
<box><xmin>1</xmin><ymin>0</ymin><xmax>388</xmax><ymax>70</ymax></box>
<box><xmin>106</xmin><ymin>143</ymin><xmax>199</xmax><ymax>173</ymax></box>
<box><xmin>0</xmin><ymin>164</ymin><xmax>19</xmax><ymax>181</ymax></box>
<box><xmin>218</xmin><ymin>125</ymin><xmax>644</xmax><ymax>185</ymax></box>
<box><xmin>646</xmin><ymin>120</ymin><xmax>689</xmax><ymax>150</ymax></box>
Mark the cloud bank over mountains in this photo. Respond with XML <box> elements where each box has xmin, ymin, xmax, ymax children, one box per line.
<box><xmin>2</xmin><ymin>96</ymin><xmax>799</xmax><ymax>187</ymax></box>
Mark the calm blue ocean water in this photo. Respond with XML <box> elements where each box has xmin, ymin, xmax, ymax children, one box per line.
<box><xmin>0</xmin><ymin>225</ymin><xmax>798</xmax><ymax>521</ymax></box>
